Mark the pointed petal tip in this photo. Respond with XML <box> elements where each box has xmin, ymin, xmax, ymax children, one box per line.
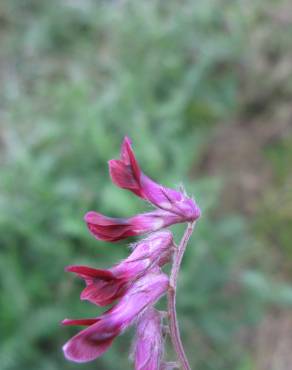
<box><xmin>64</xmin><ymin>265</ymin><xmax>75</xmax><ymax>273</ymax></box>
<box><xmin>83</xmin><ymin>211</ymin><xmax>95</xmax><ymax>223</ymax></box>
<box><xmin>123</xmin><ymin>136</ymin><xmax>132</xmax><ymax>145</ymax></box>
<box><xmin>61</xmin><ymin>319</ymin><xmax>71</xmax><ymax>326</ymax></box>
<box><xmin>65</xmin><ymin>265</ymin><xmax>114</xmax><ymax>279</ymax></box>
<box><xmin>108</xmin><ymin>159</ymin><xmax>116</xmax><ymax>167</ymax></box>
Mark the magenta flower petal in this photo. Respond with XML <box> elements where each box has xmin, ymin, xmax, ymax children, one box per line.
<box><xmin>63</xmin><ymin>271</ymin><xmax>169</xmax><ymax>363</ymax></box>
<box><xmin>133</xmin><ymin>307</ymin><xmax>163</xmax><ymax>370</ymax></box>
<box><xmin>109</xmin><ymin>137</ymin><xmax>201</xmax><ymax>221</ymax></box>
<box><xmin>84</xmin><ymin>209</ymin><xmax>183</xmax><ymax>242</ymax></box>
<box><xmin>63</xmin><ymin>321</ymin><xmax>117</xmax><ymax>363</ymax></box>
<box><xmin>117</xmin><ymin>230</ymin><xmax>174</xmax><ymax>276</ymax></box>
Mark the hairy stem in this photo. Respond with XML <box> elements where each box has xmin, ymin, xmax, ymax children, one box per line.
<box><xmin>168</xmin><ymin>222</ymin><xmax>195</xmax><ymax>370</ymax></box>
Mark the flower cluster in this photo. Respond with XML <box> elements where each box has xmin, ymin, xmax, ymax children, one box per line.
<box><xmin>62</xmin><ymin>137</ymin><xmax>201</xmax><ymax>368</ymax></box>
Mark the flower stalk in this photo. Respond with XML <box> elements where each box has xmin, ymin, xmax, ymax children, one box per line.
<box><xmin>168</xmin><ymin>222</ymin><xmax>195</xmax><ymax>370</ymax></box>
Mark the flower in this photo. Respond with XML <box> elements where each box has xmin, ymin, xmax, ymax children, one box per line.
<box><xmin>62</xmin><ymin>136</ymin><xmax>200</xmax><ymax>367</ymax></box>
<box><xmin>109</xmin><ymin>137</ymin><xmax>201</xmax><ymax>221</ymax></box>
<box><xmin>62</xmin><ymin>270</ymin><xmax>169</xmax><ymax>363</ymax></box>
<box><xmin>132</xmin><ymin>307</ymin><xmax>164</xmax><ymax>370</ymax></box>
<box><xmin>66</xmin><ymin>230</ymin><xmax>174</xmax><ymax>306</ymax></box>
<box><xmin>85</xmin><ymin>209</ymin><xmax>185</xmax><ymax>242</ymax></box>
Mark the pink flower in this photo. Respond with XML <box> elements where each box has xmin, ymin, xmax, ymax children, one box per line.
<box><xmin>62</xmin><ymin>271</ymin><xmax>169</xmax><ymax>363</ymax></box>
<box><xmin>62</xmin><ymin>137</ymin><xmax>200</xmax><ymax>367</ymax></box>
<box><xmin>85</xmin><ymin>209</ymin><xmax>185</xmax><ymax>242</ymax></box>
<box><xmin>132</xmin><ymin>307</ymin><xmax>164</xmax><ymax>370</ymax></box>
<box><xmin>109</xmin><ymin>137</ymin><xmax>201</xmax><ymax>221</ymax></box>
<box><xmin>66</xmin><ymin>231</ymin><xmax>174</xmax><ymax>306</ymax></box>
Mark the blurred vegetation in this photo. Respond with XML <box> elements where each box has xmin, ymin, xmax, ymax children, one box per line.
<box><xmin>0</xmin><ymin>1</ymin><xmax>292</xmax><ymax>370</ymax></box>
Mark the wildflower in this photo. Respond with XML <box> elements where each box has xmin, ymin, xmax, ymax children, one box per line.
<box><xmin>85</xmin><ymin>209</ymin><xmax>184</xmax><ymax>242</ymax></box>
<box><xmin>132</xmin><ymin>307</ymin><xmax>164</xmax><ymax>370</ymax></box>
<box><xmin>62</xmin><ymin>270</ymin><xmax>169</xmax><ymax>363</ymax></box>
<box><xmin>66</xmin><ymin>230</ymin><xmax>174</xmax><ymax>306</ymax></box>
<box><xmin>109</xmin><ymin>137</ymin><xmax>201</xmax><ymax>221</ymax></box>
<box><xmin>62</xmin><ymin>137</ymin><xmax>200</xmax><ymax>368</ymax></box>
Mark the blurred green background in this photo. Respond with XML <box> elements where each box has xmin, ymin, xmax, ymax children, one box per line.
<box><xmin>1</xmin><ymin>1</ymin><xmax>292</xmax><ymax>369</ymax></box>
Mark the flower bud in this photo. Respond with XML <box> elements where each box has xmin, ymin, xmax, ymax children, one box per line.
<box><xmin>132</xmin><ymin>307</ymin><xmax>164</xmax><ymax>370</ymax></box>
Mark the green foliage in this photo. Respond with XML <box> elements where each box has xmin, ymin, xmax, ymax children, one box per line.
<box><xmin>255</xmin><ymin>137</ymin><xmax>292</xmax><ymax>259</ymax></box>
<box><xmin>1</xmin><ymin>1</ymin><xmax>291</xmax><ymax>370</ymax></box>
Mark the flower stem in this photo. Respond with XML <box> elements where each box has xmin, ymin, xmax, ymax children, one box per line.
<box><xmin>168</xmin><ymin>222</ymin><xmax>195</xmax><ymax>370</ymax></box>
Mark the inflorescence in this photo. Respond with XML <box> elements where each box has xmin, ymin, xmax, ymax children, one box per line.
<box><xmin>62</xmin><ymin>137</ymin><xmax>201</xmax><ymax>369</ymax></box>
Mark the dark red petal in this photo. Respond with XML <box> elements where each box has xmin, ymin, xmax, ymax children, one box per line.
<box><xmin>123</xmin><ymin>137</ymin><xmax>141</xmax><ymax>185</ymax></box>
<box><xmin>65</xmin><ymin>265</ymin><xmax>114</xmax><ymax>281</ymax></box>
<box><xmin>65</xmin><ymin>265</ymin><xmax>129</xmax><ymax>306</ymax></box>
<box><xmin>80</xmin><ymin>279</ymin><xmax>128</xmax><ymax>306</ymax></box>
<box><xmin>108</xmin><ymin>160</ymin><xmax>139</xmax><ymax>189</ymax></box>
<box><xmin>85</xmin><ymin>221</ymin><xmax>135</xmax><ymax>242</ymax></box>
<box><xmin>62</xmin><ymin>318</ymin><xmax>100</xmax><ymax>326</ymax></box>
<box><xmin>84</xmin><ymin>211</ymin><xmax>135</xmax><ymax>241</ymax></box>
<box><xmin>109</xmin><ymin>137</ymin><xmax>143</xmax><ymax>197</ymax></box>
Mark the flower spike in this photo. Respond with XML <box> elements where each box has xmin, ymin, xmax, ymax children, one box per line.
<box><xmin>62</xmin><ymin>136</ymin><xmax>200</xmax><ymax>369</ymax></box>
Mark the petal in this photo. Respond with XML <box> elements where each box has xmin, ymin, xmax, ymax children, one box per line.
<box><xmin>109</xmin><ymin>136</ymin><xmax>142</xmax><ymax>197</ymax></box>
<box><xmin>62</xmin><ymin>319</ymin><xmax>118</xmax><ymax>363</ymax></box>
<box><xmin>133</xmin><ymin>308</ymin><xmax>163</xmax><ymax>370</ymax></box>
<box><xmin>109</xmin><ymin>137</ymin><xmax>141</xmax><ymax>195</ymax></box>
<box><xmin>80</xmin><ymin>279</ymin><xmax>127</xmax><ymax>306</ymax></box>
<box><xmin>121</xmin><ymin>137</ymin><xmax>141</xmax><ymax>182</ymax></box>
<box><xmin>115</xmin><ymin>230</ymin><xmax>174</xmax><ymax>278</ymax></box>
<box><xmin>84</xmin><ymin>211</ymin><xmax>127</xmax><ymax>226</ymax></box>
<box><xmin>140</xmin><ymin>176</ymin><xmax>182</xmax><ymax>210</ymax></box>
<box><xmin>113</xmin><ymin>271</ymin><xmax>169</xmax><ymax>326</ymax></box>
<box><xmin>66</xmin><ymin>265</ymin><xmax>128</xmax><ymax>306</ymax></box>
<box><xmin>108</xmin><ymin>159</ymin><xmax>142</xmax><ymax>196</ymax></box>
<box><xmin>84</xmin><ymin>210</ymin><xmax>182</xmax><ymax>242</ymax></box>
<box><xmin>84</xmin><ymin>211</ymin><xmax>134</xmax><ymax>242</ymax></box>
<box><xmin>65</xmin><ymin>265</ymin><xmax>114</xmax><ymax>281</ymax></box>
<box><xmin>62</xmin><ymin>318</ymin><xmax>100</xmax><ymax>326</ymax></box>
